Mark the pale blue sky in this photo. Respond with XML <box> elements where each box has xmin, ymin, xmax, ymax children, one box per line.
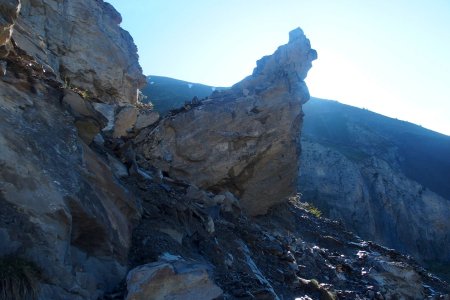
<box><xmin>107</xmin><ymin>0</ymin><xmax>450</xmax><ymax>135</ymax></box>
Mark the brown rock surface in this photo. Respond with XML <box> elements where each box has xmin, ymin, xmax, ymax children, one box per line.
<box><xmin>135</xmin><ymin>28</ymin><xmax>317</xmax><ymax>216</ymax></box>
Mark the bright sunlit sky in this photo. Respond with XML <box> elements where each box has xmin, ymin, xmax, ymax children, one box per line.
<box><xmin>107</xmin><ymin>0</ymin><xmax>450</xmax><ymax>136</ymax></box>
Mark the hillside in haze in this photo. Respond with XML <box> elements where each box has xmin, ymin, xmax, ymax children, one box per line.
<box><xmin>142</xmin><ymin>75</ymin><xmax>227</xmax><ymax>115</ymax></box>
<box><xmin>302</xmin><ymin>98</ymin><xmax>450</xmax><ymax>200</ymax></box>
<box><xmin>299</xmin><ymin>98</ymin><xmax>450</xmax><ymax>279</ymax></box>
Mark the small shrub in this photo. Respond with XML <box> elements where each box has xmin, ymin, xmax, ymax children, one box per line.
<box><xmin>304</xmin><ymin>203</ymin><xmax>322</xmax><ymax>218</ymax></box>
<box><xmin>79</xmin><ymin>89</ymin><xmax>90</xmax><ymax>99</ymax></box>
<box><xmin>0</xmin><ymin>256</ymin><xmax>42</xmax><ymax>300</ymax></box>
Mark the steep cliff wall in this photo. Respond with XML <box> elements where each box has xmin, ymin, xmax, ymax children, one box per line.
<box><xmin>0</xmin><ymin>1</ymin><xmax>145</xmax><ymax>298</ymax></box>
<box><xmin>298</xmin><ymin>98</ymin><xmax>450</xmax><ymax>268</ymax></box>
<box><xmin>11</xmin><ymin>0</ymin><xmax>146</xmax><ymax>104</ymax></box>
<box><xmin>135</xmin><ymin>28</ymin><xmax>317</xmax><ymax>216</ymax></box>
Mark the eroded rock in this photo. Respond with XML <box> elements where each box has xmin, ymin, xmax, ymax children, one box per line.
<box><xmin>126</xmin><ymin>254</ymin><xmax>223</xmax><ymax>300</ymax></box>
<box><xmin>0</xmin><ymin>1</ymin><xmax>144</xmax><ymax>298</ymax></box>
<box><xmin>135</xmin><ymin>110</ymin><xmax>159</xmax><ymax>130</ymax></box>
<box><xmin>0</xmin><ymin>68</ymin><xmax>140</xmax><ymax>297</ymax></box>
<box><xmin>114</xmin><ymin>105</ymin><xmax>138</xmax><ymax>138</ymax></box>
<box><xmin>11</xmin><ymin>0</ymin><xmax>146</xmax><ymax>104</ymax></box>
<box><xmin>136</xmin><ymin>28</ymin><xmax>317</xmax><ymax>216</ymax></box>
<box><xmin>0</xmin><ymin>0</ymin><xmax>20</xmax><ymax>57</ymax></box>
<box><xmin>299</xmin><ymin>139</ymin><xmax>450</xmax><ymax>266</ymax></box>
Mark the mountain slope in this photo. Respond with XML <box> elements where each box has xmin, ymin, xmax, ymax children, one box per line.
<box><xmin>299</xmin><ymin>97</ymin><xmax>450</xmax><ymax>277</ymax></box>
<box><xmin>301</xmin><ymin>97</ymin><xmax>450</xmax><ymax>200</ymax></box>
<box><xmin>141</xmin><ymin>75</ymin><xmax>227</xmax><ymax>115</ymax></box>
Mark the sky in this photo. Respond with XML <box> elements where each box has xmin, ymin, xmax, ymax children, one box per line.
<box><xmin>107</xmin><ymin>0</ymin><xmax>450</xmax><ymax>136</ymax></box>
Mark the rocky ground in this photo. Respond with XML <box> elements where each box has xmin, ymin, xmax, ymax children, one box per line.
<box><xmin>99</xmin><ymin>163</ymin><xmax>450</xmax><ymax>299</ymax></box>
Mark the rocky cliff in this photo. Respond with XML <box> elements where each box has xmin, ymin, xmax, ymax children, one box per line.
<box><xmin>135</xmin><ymin>29</ymin><xmax>317</xmax><ymax>216</ymax></box>
<box><xmin>11</xmin><ymin>0</ymin><xmax>146</xmax><ymax>104</ymax></box>
<box><xmin>1</xmin><ymin>1</ymin><xmax>449</xmax><ymax>299</ymax></box>
<box><xmin>298</xmin><ymin>98</ymin><xmax>450</xmax><ymax>277</ymax></box>
<box><xmin>0</xmin><ymin>0</ymin><xmax>146</xmax><ymax>298</ymax></box>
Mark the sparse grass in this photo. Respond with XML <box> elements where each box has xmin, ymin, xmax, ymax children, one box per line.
<box><xmin>288</xmin><ymin>194</ymin><xmax>323</xmax><ymax>218</ymax></box>
<box><xmin>304</xmin><ymin>203</ymin><xmax>322</xmax><ymax>218</ymax></box>
<box><xmin>62</xmin><ymin>76</ymin><xmax>93</xmax><ymax>100</ymax></box>
<box><xmin>78</xmin><ymin>89</ymin><xmax>90</xmax><ymax>99</ymax></box>
<box><xmin>0</xmin><ymin>256</ymin><xmax>42</xmax><ymax>300</ymax></box>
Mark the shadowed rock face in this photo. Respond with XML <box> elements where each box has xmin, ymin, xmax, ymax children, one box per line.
<box><xmin>11</xmin><ymin>0</ymin><xmax>146</xmax><ymax>104</ymax></box>
<box><xmin>0</xmin><ymin>0</ymin><xmax>144</xmax><ymax>298</ymax></box>
<box><xmin>298</xmin><ymin>98</ymin><xmax>450</xmax><ymax>272</ymax></box>
<box><xmin>135</xmin><ymin>28</ymin><xmax>317</xmax><ymax>216</ymax></box>
<box><xmin>0</xmin><ymin>0</ymin><xmax>20</xmax><ymax>57</ymax></box>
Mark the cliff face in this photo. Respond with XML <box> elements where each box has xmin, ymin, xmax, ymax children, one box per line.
<box><xmin>135</xmin><ymin>29</ymin><xmax>317</xmax><ymax>216</ymax></box>
<box><xmin>1</xmin><ymin>1</ymin><xmax>449</xmax><ymax>299</ymax></box>
<box><xmin>0</xmin><ymin>1</ymin><xmax>144</xmax><ymax>298</ymax></box>
<box><xmin>11</xmin><ymin>0</ymin><xmax>146</xmax><ymax>104</ymax></box>
<box><xmin>298</xmin><ymin>98</ymin><xmax>450</xmax><ymax>270</ymax></box>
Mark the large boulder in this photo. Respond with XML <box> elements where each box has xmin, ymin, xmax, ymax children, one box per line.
<box><xmin>136</xmin><ymin>28</ymin><xmax>317</xmax><ymax>216</ymax></box>
<box><xmin>126</xmin><ymin>254</ymin><xmax>223</xmax><ymax>300</ymax></box>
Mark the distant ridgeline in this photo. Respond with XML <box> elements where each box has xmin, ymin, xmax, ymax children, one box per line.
<box><xmin>299</xmin><ymin>97</ymin><xmax>450</xmax><ymax>277</ymax></box>
<box><xmin>141</xmin><ymin>76</ymin><xmax>228</xmax><ymax>115</ymax></box>
<box><xmin>301</xmin><ymin>97</ymin><xmax>450</xmax><ymax>201</ymax></box>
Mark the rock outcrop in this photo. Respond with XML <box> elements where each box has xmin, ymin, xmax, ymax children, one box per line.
<box><xmin>126</xmin><ymin>253</ymin><xmax>223</xmax><ymax>300</ymax></box>
<box><xmin>11</xmin><ymin>0</ymin><xmax>146</xmax><ymax>104</ymax></box>
<box><xmin>136</xmin><ymin>28</ymin><xmax>317</xmax><ymax>216</ymax></box>
<box><xmin>126</xmin><ymin>173</ymin><xmax>450</xmax><ymax>300</ymax></box>
<box><xmin>298</xmin><ymin>98</ymin><xmax>450</xmax><ymax>274</ymax></box>
<box><xmin>0</xmin><ymin>0</ymin><xmax>20</xmax><ymax>58</ymax></box>
<box><xmin>1</xmin><ymin>1</ymin><xmax>449</xmax><ymax>299</ymax></box>
<box><xmin>0</xmin><ymin>0</ymin><xmax>145</xmax><ymax>298</ymax></box>
<box><xmin>300</xmin><ymin>140</ymin><xmax>450</xmax><ymax>264</ymax></box>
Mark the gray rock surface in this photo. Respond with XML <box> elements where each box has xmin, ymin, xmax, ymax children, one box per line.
<box><xmin>0</xmin><ymin>64</ymin><xmax>140</xmax><ymax>298</ymax></box>
<box><xmin>1</xmin><ymin>0</ymin><xmax>449</xmax><ymax>298</ymax></box>
<box><xmin>0</xmin><ymin>1</ymin><xmax>144</xmax><ymax>298</ymax></box>
<box><xmin>126</xmin><ymin>254</ymin><xmax>223</xmax><ymax>300</ymax></box>
<box><xmin>11</xmin><ymin>0</ymin><xmax>146</xmax><ymax>104</ymax></box>
<box><xmin>299</xmin><ymin>140</ymin><xmax>450</xmax><ymax>265</ymax></box>
<box><xmin>136</xmin><ymin>28</ymin><xmax>317</xmax><ymax>216</ymax></box>
<box><xmin>0</xmin><ymin>0</ymin><xmax>20</xmax><ymax>57</ymax></box>
<box><xmin>128</xmin><ymin>172</ymin><xmax>450</xmax><ymax>300</ymax></box>
<box><xmin>114</xmin><ymin>105</ymin><xmax>138</xmax><ymax>138</ymax></box>
<box><xmin>298</xmin><ymin>98</ymin><xmax>450</xmax><ymax>273</ymax></box>
<box><xmin>135</xmin><ymin>110</ymin><xmax>159</xmax><ymax>130</ymax></box>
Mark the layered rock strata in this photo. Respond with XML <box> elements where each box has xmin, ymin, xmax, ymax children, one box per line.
<box><xmin>136</xmin><ymin>28</ymin><xmax>317</xmax><ymax>215</ymax></box>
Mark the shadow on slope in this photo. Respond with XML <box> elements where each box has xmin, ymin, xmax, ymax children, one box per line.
<box><xmin>302</xmin><ymin>97</ymin><xmax>450</xmax><ymax>201</ymax></box>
